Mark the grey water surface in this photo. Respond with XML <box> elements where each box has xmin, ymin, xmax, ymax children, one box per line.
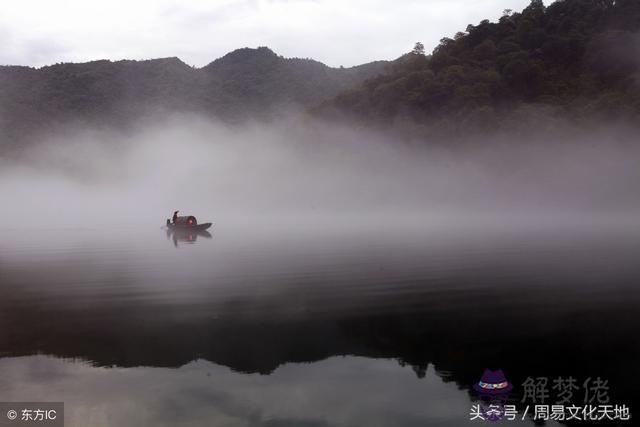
<box><xmin>0</xmin><ymin>217</ymin><xmax>637</xmax><ymax>426</ymax></box>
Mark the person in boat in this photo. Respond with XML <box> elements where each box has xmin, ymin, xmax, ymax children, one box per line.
<box><xmin>172</xmin><ymin>210</ymin><xmax>179</xmax><ymax>224</ymax></box>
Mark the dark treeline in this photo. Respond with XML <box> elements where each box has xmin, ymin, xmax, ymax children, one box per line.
<box><xmin>1</xmin><ymin>0</ymin><xmax>639</xmax><ymax>146</ymax></box>
<box><xmin>315</xmin><ymin>0</ymin><xmax>640</xmax><ymax>137</ymax></box>
<box><xmin>0</xmin><ymin>47</ymin><xmax>388</xmax><ymax>146</ymax></box>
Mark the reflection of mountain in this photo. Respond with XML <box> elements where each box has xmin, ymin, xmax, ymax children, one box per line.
<box><xmin>1</xmin><ymin>279</ymin><xmax>638</xmax><ymax>415</ymax></box>
<box><xmin>2</xmin><ymin>224</ymin><xmax>639</xmax><ymax>424</ymax></box>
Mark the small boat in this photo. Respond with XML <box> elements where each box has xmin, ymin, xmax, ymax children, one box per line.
<box><xmin>165</xmin><ymin>215</ymin><xmax>212</xmax><ymax>231</ymax></box>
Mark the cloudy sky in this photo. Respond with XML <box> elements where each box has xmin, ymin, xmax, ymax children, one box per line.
<box><xmin>1</xmin><ymin>0</ymin><xmax>536</xmax><ymax>68</ymax></box>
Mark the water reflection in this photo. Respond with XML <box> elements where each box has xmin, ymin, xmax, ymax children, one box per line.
<box><xmin>0</xmin><ymin>221</ymin><xmax>638</xmax><ymax>425</ymax></box>
<box><xmin>0</xmin><ymin>355</ymin><xmax>559</xmax><ymax>427</ymax></box>
<box><xmin>166</xmin><ymin>228</ymin><xmax>213</xmax><ymax>247</ymax></box>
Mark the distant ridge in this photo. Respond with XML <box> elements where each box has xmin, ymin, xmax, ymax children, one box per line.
<box><xmin>2</xmin><ymin>0</ymin><xmax>640</xmax><ymax>147</ymax></box>
<box><xmin>0</xmin><ymin>47</ymin><xmax>391</xmax><ymax>146</ymax></box>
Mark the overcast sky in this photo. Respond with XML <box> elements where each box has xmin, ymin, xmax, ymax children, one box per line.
<box><xmin>0</xmin><ymin>0</ymin><xmax>537</xmax><ymax>68</ymax></box>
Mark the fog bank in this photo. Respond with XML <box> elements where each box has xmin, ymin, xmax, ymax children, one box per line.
<box><xmin>1</xmin><ymin>115</ymin><xmax>639</xmax><ymax>229</ymax></box>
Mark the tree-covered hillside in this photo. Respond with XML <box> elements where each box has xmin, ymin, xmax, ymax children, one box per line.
<box><xmin>201</xmin><ymin>47</ymin><xmax>389</xmax><ymax>119</ymax></box>
<box><xmin>315</xmin><ymin>0</ymin><xmax>640</xmax><ymax>135</ymax></box>
<box><xmin>1</xmin><ymin>0</ymin><xmax>639</xmax><ymax>146</ymax></box>
<box><xmin>0</xmin><ymin>47</ymin><xmax>389</xmax><ymax>146</ymax></box>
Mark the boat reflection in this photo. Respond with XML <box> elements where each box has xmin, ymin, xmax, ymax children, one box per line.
<box><xmin>166</xmin><ymin>228</ymin><xmax>212</xmax><ymax>247</ymax></box>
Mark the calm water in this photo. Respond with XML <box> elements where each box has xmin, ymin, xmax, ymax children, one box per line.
<box><xmin>0</xmin><ymin>217</ymin><xmax>638</xmax><ymax>426</ymax></box>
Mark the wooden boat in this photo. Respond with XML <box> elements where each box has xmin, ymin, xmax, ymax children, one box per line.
<box><xmin>165</xmin><ymin>215</ymin><xmax>212</xmax><ymax>231</ymax></box>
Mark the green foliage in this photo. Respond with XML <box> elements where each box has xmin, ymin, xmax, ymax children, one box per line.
<box><xmin>2</xmin><ymin>0</ymin><xmax>639</xmax><ymax>145</ymax></box>
<box><xmin>0</xmin><ymin>48</ymin><xmax>391</xmax><ymax>144</ymax></box>
<box><xmin>317</xmin><ymin>0</ymin><xmax>640</xmax><ymax>135</ymax></box>
<box><xmin>412</xmin><ymin>42</ymin><xmax>426</xmax><ymax>56</ymax></box>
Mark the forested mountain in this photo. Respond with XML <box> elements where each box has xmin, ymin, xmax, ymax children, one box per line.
<box><xmin>0</xmin><ymin>47</ymin><xmax>389</xmax><ymax>144</ymax></box>
<box><xmin>1</xmin><ymin>0</ymin><xmax>639</xmax><ymax>146</ymax></box>
<box><xmin>201</xmin><ymin>47</ymin><xmax>389</xmax><ymax>119</ymax></box>
<box><xmin>315</xmin><ymin>0</ymin><xmax>640</xmax><ymax>136</ymax></box>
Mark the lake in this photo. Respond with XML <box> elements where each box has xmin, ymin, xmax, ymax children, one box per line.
<box><xmin>0</xmin><ymin>216</ymin><xmax>638</xmax><ymax>426</ymax></box>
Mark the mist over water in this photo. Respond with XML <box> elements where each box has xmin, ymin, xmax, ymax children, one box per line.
<box><xmin>2</xmin><ymin>114</ymin><xmax>639</xmax><ymax>229</ymax></box>
<box><xmin>1</xmin><ymin>116</ymin><xmax>640</xmax><ymax>426</ymax></box>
